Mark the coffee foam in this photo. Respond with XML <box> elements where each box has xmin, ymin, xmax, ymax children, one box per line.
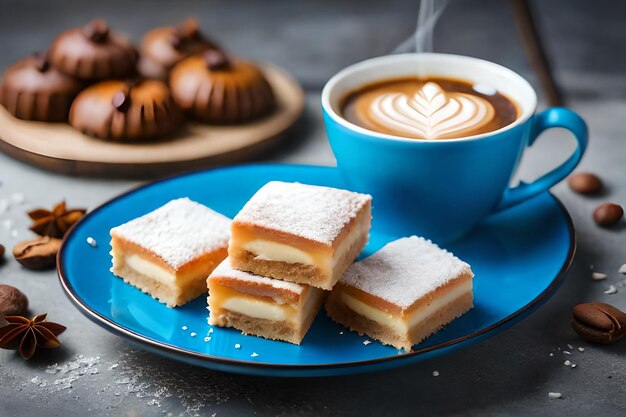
<box><xmin>364</xmin><ymin>82</ymin><xmax>496</xmax><ymax>140</ymax></box>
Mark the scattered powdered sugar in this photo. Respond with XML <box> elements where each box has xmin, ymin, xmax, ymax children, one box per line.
<box><xmin>619</xmin><ymin>264</ymin><xmax>626</xmax><ymax>275</ymax></box>
<box><xmin>548</xmin><ymin>392</ymin><xmax>562</xmax><ymax>399</ymax></box>
<box><xmin>591</xmin><ymin>272</ymin><xmax>607</xmax><ymax>281</ymax></box>
<box><xmin>111</xmin><ymin>198</ymin><xmax>231</xmax><ymax>269</ymax></box>
<box><xmin>21</xmin><ymin>349</ymin><xmax>243</xmax><ymax>416</ymax></box>
<box><xmin>432</xmin><ymin>370</ymin><xmax>439</xmax><ymax>377</ymax></box>
<box><xmin>604</xmin><ymin>285</ymin><xmax>618</xmax><ymax>295</ymax></box>
<box><xmin>250</xmin><ymin>352</ymin><xmax>259</xmax><ymax>358</ymax></box>
<box><xmin>30</xmin><ymin>355</ymin><xmax>103</xmax><ymax>391</ymax></box>
<box><xmin>86</xmin><ymin>237</ymin><xmax>97</xmax><ymax>247</ymax></box>
<box><xmin>10</xmin><ymin>192</ymin><xmax>25</xmax><ymax>205</ymax></box>
<box><xmin>340</xmin><ymin>236</ymin><xmax>472</xmax><ymax>308</ymax></box>
<box><xmin>210</xmin><ymin>258</ymin><xmax>305</xmax><ymax>294</ymax></box>
<box><xmin>0</xmin><ymin>198</ymin><xmax>9</xmax><ymax>213</ymax></box>
<box><xmin>234</xmin><ymin>181</ymin><xmax>371</xmax><ymax>245</ymax></box>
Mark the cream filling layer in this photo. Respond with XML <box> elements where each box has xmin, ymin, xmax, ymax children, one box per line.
<box><xmin>221</xmin><ymin>296</ymin><xmax>293</xmax><ymax>322</ymax></box>
<box><xmin>241</xmin><ymin>215</ymin><xmax>369</xmax><ymax>273</ymax></box>
<box><xmin>340</xmin><ymin>279</ymin><xmax>472</xmax><ymax>334</ymax></box>
<box><xmin>125</xmin><ymin>254</ymin><xmax>176</xmax><ymax>284</ymax></box>
<box><xmin>243</xmin><ymin>240</ymin><xmax>314</xmax><ymax>265</ymax></box>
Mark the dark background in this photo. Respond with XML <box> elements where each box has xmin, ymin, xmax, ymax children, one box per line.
<box><xmin>2</xmin><ymin>0</ymin><xmax>625</xmax><ymax>97</ymax></box>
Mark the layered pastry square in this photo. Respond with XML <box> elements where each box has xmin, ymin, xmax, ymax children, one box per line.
<box><xmin>325</xmin><ymin>236</ymin><xmax>474</xmax><ymax>350</ymax></box>
<box><xmin>207</xmin><ymin>258</ymin><xmax>326</xmax><ymax>344</ymax></box>
<box><xmin>229</xmin><ymin>181</ymin><xmax>371</xmax><ymax>290</ymax></box>
<box><xmin>110</xmin><ymin>198</ymin><xmax>231</xmax><ymax>307</ymax></box>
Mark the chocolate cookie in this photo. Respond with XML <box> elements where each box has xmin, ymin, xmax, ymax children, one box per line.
<box><xmin>137</xmin><ymin>18</ymin><xmax>218</xmax><ymax>80</ymax></box>
<box><xmin>49</xmin><ymin>20</ymin><xmax>137</xmax><ymax>81</ymax></box>
<box><xmin>69</xmin><ymin>79</ymin><xmax>183</xmax><ymax>141</ymax></box>
<box><xmin>169</xmin><ymin>49</ymin><xmax>275</xmax><ymax>124</ymax></box>
<box><xmin>0</xmin><ymin>53</ymin><xmax>83</xmax><ymax>122</ymax></box>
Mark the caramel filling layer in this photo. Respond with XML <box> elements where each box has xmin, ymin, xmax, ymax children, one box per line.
<box><xmin>209</xmin><ymin>282</ymin><xmax>325</xmax><ymax>326</ymax></box>
<box><xmin>339</xmin><ymin>278</ymin><xmax>473</xmax><ymax>334</ymax></box>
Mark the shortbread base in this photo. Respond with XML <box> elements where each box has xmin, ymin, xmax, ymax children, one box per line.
<box><xmin>111</xmin><ymin>264</ymin><xmax>207</xmax><ymax>308</ymax></box>
<box><xmin>325</xmin><ymin>291</ymin><xmax>473</xmax><ymax>351</ymax></box>
<box><xmin>229</xmin><ymin>231</ymin><xmax>368</xmax><ymax>290</ymax></box>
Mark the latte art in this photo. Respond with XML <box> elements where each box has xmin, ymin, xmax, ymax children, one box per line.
<box><xmin>367</xmin><ymin>82</ymin><xmax>496</xmax><ymax>140</ymax></box>
<box><xmin>342</xmin><ymin>77</ymin><xmax>519</xmax><ymax>140</ymax></box>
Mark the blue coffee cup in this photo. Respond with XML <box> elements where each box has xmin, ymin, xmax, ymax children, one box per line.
<box><xmin>322</xmin><ymin>53</ymin><xmax>587</xmax><ymax>243</ymax></box>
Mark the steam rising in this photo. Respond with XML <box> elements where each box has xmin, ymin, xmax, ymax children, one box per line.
<box><xmin>394</xmin><ymin>0</ymin><xmax>449</xmax><ymax>54</ymax></box>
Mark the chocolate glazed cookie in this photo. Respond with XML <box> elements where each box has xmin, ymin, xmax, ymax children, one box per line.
<box><xmin>69</xmin><ymin>79</ymin><xmax>183</xmax><ymax>142</ymax></box>
<box><xmin>137</xmin><ymin>18</ymin><xmax>218</xmax><ymax>80</ymax></box>
<box><xmin>0</xmin><ymin>53</ymin><xmax>83</xmax><ymax>122</ymax></box>
<box><xmin>169</xmin><ymin>49</ymin><xmax>276</xmax><ymax>124</ymax></box>
<box><xmin>49</xmin><ymin>20</ymin><xmax>138</xmax><ymax>81</ymax></box>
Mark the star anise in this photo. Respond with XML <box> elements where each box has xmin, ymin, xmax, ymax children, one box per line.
<box><xmin>28</xmin><ymin>201</ymin><xmax>86</xmax><ymax>238</ymax></box>
<box><xmin>0</xmin><ymin>313</ymin><xmax>66</xmax><ymax>359</ymax></box>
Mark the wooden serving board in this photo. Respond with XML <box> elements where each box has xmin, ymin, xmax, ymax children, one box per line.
<box><xmin>0</xmin><ymin>64</ymin><xmax>304</xmax><ymax>178</ymax></box>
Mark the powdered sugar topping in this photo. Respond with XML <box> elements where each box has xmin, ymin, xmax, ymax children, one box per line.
<box><xmin>234</xmin><ymin>181</ymin><xmax>371</xmax><ymax>245</ymax></box>
<box><xmin>210</xmin><ymin>258</ymin><xmax>305</xmax><ymax>295</ymax></box>
<box><xmin>110</xmin><ymin>198</ymin><xmax>231</xmax><ymax>269</ymax></box>
<box><xmin>340</xmin><ymin>236</ymin><xmax>473</xmax><ymax>309</ymax></box>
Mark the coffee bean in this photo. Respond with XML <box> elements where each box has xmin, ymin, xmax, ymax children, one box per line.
<box><xmin>593</xmin><ymin>203</ymin><xmax>624</xmax><ymax>226</ymax></box>
<box><xmin>13</xmin><ymin>236</ymin><xmax>62</xmax><ymax>270</ymax></box>
<box><xmin>0</xmin><ymin>284</ymin><xmax>28</xmax><ymax>315</ymax></box>
<box><xmin>568</xmin><ymin>172</ymin><xmax>603</xmax><ymax>194</ymax></box>
<box><xmin>572</xmin><ymin>302</ymin><xmax>626</xmax><ymax>344</ymax></box>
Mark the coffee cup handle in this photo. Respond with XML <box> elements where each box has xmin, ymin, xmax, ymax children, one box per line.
<box><xmin>496</xmin><ymin>107</ymin><xmax>588</xmax><ymax>211</ymax></box>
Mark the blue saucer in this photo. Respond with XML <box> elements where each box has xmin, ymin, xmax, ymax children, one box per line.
<box><xmin>58</xmin><ymin>164</ymin><xmax>575</xmax><ymax>377</ymax></box>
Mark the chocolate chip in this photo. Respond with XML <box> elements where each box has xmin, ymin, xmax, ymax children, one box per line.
<box><xmin>203</xmin><ymin>49</ymin><xmax>230</xmax><ymax>70</ymax></box>
<box><xmin>572</xmin><ymin>303</ymin><xmax>626</xmax><ymax>344</ymax></box>
<box><xmin>83</xmin><ymin>19</ymin><xmax>110</xmax><ymax>43</ymax></box>
<box><xmin>13</xmin><ymin>236</ymin><xmax>62</xmax><ymax>270</ymax></box>
<box><xmin>568</xmin><ymin>172</ymin><xmax>603</xmax><ymax>194</ymax></box>
<box><xmin>0</xmin><ymin>284</ymin><xmax>28</xmax><ymax>316</ymax></box>
<box><xmin>112</xmin><ymin>91</ymin><xmax>130</xmax><ymax>112</ymax></box>
<box><xmin>593</xmin><ymin>203</ymin><xmax>624</xmax><ymax>226</ymax></box>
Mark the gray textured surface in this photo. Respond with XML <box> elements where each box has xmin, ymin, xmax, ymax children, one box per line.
<box><xmin>1</xmin><ymin>1</ymin><xmax>626</xmax><ymax>416</ymax></box>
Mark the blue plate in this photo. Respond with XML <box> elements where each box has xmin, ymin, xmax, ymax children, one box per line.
<box><xmin>58</xmin><ymin>164</ymin><xmax>575</xmax><ymax>377</ymax></box>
